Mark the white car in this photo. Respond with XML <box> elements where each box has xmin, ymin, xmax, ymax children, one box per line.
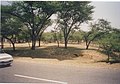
<box><xmin>0</xmin><ymin>50</ymin><xmax>13</xmax><ymax>66</ymax></box>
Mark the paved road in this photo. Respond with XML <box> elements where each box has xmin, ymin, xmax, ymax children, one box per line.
<box><xmin>0</xmin><ymin>60</ymin><xmax>120</xmax><ymax>84</ymax></box>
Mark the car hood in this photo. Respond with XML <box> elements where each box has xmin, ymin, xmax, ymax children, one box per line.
<box><xmin>0</xmin><ymin>53</ymin><xmax>13</xmax><ymax>59</ymax></box>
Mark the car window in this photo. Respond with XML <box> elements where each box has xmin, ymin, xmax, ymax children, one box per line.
<box><xmin>0</xmin><ymin>48</ymin><xmax>4</xmax><ymax>53</ymax></box>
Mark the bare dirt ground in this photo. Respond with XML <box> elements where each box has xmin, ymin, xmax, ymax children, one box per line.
<box><xmin>3</xmin><ymin>42</ymin><xmax>120</xmax><ymax>70</ymax></box>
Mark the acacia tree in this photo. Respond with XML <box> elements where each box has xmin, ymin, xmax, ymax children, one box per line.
<box><xmin>1</xmin><ymin>15</ymin><xmax>23</xmax><ymax>51</ymax></box>
<box><xmin>51</xmin><ymin>19</ymin><xmax>63</xmax><ymax>47</ymax></box>
<box><xmin>38</xmin><ymin>19</ymin><xmax>52</xmax><ymax>47</ymax></box>
<box><xmin>17</xmin><ymin>26</ymin><xmax>31</xmax><ymax>47</ymax></box>
<box><xmin>58</xmin><ymin>2</ymin><xmax>94</xmax><ymax>48</ymax></box>
<box><xmin>2</xmin><ymin>1</ymin><xmax>61</xmax><ymax>50</ymax></box>
<box><xmin>51</xmin><ymin>30</ymin><xmax>61</xmax><ymax>47</ymax></box>
<box><xmin>84</xmin><ymin>19</ymin><xmax>112</xmax><ymax>49</ymax></box>
<box><xmin>98</xmin><ymin>29</ymin><xmax>120</xmax><ymax>63</ymax></box>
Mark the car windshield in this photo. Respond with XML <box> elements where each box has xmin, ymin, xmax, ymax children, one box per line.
<box><xmin>0</xmin><ymin>48</ymin><xmax>4</xmax><ymax>53</ymax></box>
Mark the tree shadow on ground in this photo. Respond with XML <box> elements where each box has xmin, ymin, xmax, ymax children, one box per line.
<box><xmin>97</xmin><ymin>50</ymin><xmax>120</xmax><ymax>64</ymax></box>
<box><xmin>97</xmin><ymin>59</ymin><xmax>120</xmax><ymax>64</ymax></box>
<box><xmin>4</xmin><ymin>45</ymin><xmax>120</xmax><ymax>63</ymax></box>
<box><xmin>4</xmin><ymin>46</ymin><xmax>84</xmax><ymax>61</ymax></box>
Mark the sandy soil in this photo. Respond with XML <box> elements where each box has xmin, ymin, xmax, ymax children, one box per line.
<box><xmin>4</xmin><ymin>42</ymin><xmax>120</xmax><ymax>70</ymax></box>
<box><xmin>14</xmin><ymin>56</ymin><xmax>120</xmax><ymax>70</ymax></box>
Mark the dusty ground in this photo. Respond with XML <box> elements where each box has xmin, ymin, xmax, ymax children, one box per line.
<box><xmin>4</xmin><ymin>42</ymin><xmax>120</xmax><ymax>70</ymax></box>
<box><xmin>14</xmin><ymin>53</ymin><xmax>120</xmax><ymax>70</ymax></box>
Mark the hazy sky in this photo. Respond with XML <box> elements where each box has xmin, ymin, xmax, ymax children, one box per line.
<box><xmin>1</xmin><ymin>1</ymin><xmax>120</xmax><ymax>31</ymax></box>
<box><xmin>92</xmin><ymin>2</ymin><xmax>120</xmax><ymax>29</ymax></box>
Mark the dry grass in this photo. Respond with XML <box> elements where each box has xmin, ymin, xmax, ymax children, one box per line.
<box><xmin>4</xmin><ymin>42</ymin><xmax>106</xmax><ymax>61</ymax></box>
<box><xmin>3</xmin><ymin>42</ymin><xmax>120</xmax><ymax>69</ymax></box>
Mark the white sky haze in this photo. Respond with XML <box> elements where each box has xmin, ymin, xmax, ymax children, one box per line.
<box><xmin>92</xmin><ymin>2</ymin><xmax>120</xmax><ymax>29</ymax></box>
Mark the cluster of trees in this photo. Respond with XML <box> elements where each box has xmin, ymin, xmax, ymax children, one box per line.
<box><xmin>1</xmin><ymin>1</ymin><xmax>93</xmax><ymax>50</ymax></box>
<box><xmin>41</xmin><ymin>30</ymin><xmax>84</xmax><ymax>45</ymax></box>
<box><xmin>1</xmin><ymin>1</ymin><xmax>120</xmax><ymax>62</ymax></box>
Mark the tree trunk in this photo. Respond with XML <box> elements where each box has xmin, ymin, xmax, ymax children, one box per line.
<box><xmin>31</xmin><ymin>40</ymin><xmax>36</xmax><ymax>50</ymax></box>
<box><xmin>86</xmin><ymin>42</ymin><xmax>90</xmax><ymax>49</ymax></box>
<box><xmin>64</xmin><ymin>38</ymin><xmax>68</xmax><ymax>49</ymax></box>
<box><xmin>38</xmin><ymin>38</ymin><xmax>41</xmax><ymax>47</ymax></box>
<box><xmin>11</xmin><ymin>42</ymin><xmax>15</xmax><ymax>51</ymax></box>
<box><xmin>107</xmin><ymin>48</ymin><xmax>112</xmax><ymax>63</ymax></box>
<box><xmin>86</xmin><ymin>44</ymin><xmax>89</xmax><ymax>49</ymax></box>
<box><xmin>77</xmin><ymin>40</ymin><xmax>80</xmax><ymax>44</ymax></box>
<box><xmin>31</xmin><ymin>35</ymin><xmax>36</xmax><ymax>49</ymax></box>
<box><xmin>1</xmin><ymin>37</ymin><xmax>4</xmax><ymax>49</ymax></box>
<box><xmin>31</xmin><ymin>33</ymin><xmax>36</xmax><ymax>50</ymax></box>
<box><xmin>3</xmin><ymin>36</ymin><xmax>15</xmax><ymax>51</ymax></box>
<box><xmin>9</xmin><ymin>39</ymin><xmax>15</xmax><ymax>51</ymax></box>
<box><xmin>57</xmin><ymin>40</ymin><xmax>59</xmax><ymax>47</ymax></box>
<box><xmin>38</xmin><ymin>32</ymin><xmax>43</xmax><ymax>47</ymax></box>
<box><xmin>108</xmin><ymin>53</ymin><xmax>110</xmax><ymax>63</ymax></box>
<box><xmin>86</xmin><ymin>41</ymin><xmax>91</xmax><ymax>50</ymax></box>
<box><xmin>107</xmin><ymin>51</ymin><xmax>110</xmax><ymax>63</ymax></box>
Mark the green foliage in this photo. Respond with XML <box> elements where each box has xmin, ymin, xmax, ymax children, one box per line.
<box><xmin>83</xmin><ymin>19</ymin><xmax>112</xmax><ymax>49</ymax></box>
<box><xmin>1</xmin><ymin>1</ymin><xmax>61</xmax><ymax>50</ymax></box>
<box><xmin>58</xmin><ymin>1</ymin><xmax>94</xmax><ymax>48</ymax></box>
<box><xmin>1</xmin><ymin>14</ymin><xmax>23</xmax><ymax>38</ymax></box>
<box><xmin>99</xmin><ymin>29</ymin><xmax>120</xmax><ymax>52</ymax></box>
<box><xmin>42</xmin><ymin>32</ymin><xmax>54</xmax><ymax>43</ymax></box>
<box><xmin>95</xmin><ymin>21</ymin><xmax>120</xmax><ymax>63</ymax></box>
<box><xmin>17</xmin><ymin>26</ymin><xmax>31</xmax><ymax>42</ymax></box>
<box><xmin>1</xmin><ymin>14</ymin><xmax>24</xmax><ymax>51</ymax></box>
<box><xmin>1</xmin><ymin>1</ymin><xmax>94</xmax><ymax>49</ymax></box>
<box><xmin>69</xmin><ymin>31</ymin><xmax>84</xmax><ymax>43</ymax></box>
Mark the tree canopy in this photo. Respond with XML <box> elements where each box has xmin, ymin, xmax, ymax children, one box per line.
<box><xmin>1</xmin><ymin>1</ymin><xmax>61</xmax><ymax>50</ymax></box>
<box><xmin>1</xmin><ymin>13</ymin><xmax>23</xmax><ymax>50</ymax></box>
<box><xmin>58</xmin><ymin>1</ymin><xmax>94</xmax><ymax>48</ymax></box>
